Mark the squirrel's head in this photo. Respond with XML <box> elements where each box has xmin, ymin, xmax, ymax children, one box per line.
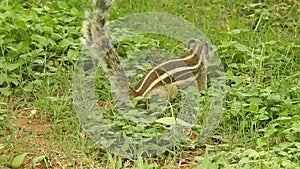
<box><xmin>187</xmin><ymin>38</ymin><xmax>214</xmax><ymax>63</ymax></box>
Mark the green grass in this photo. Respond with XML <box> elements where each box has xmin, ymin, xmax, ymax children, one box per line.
<box><xmin>0</xmin><ymin>0</ymin><xmax>299</xmax><ymax>168</ymax></box>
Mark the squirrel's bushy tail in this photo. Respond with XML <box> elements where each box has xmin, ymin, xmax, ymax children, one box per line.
<box><xmin>83</xmin><ymin>0</ymin><xmax>114</xmax><ymax>40</ymax></box>
<box><xmin>82</xmin><ymin>0</ymin><xmax>120</xmax><ymax>75</ymax></box>
<box><xmin>82</xmin><ymin>0</ymin><xmax>133</xmax><ymax>106</ymax></box>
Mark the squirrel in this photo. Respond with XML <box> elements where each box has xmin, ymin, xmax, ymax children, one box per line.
<box><xmin>129</xmin><ymin>39</ymin><xmax>213</xmax><ymax>101</ymax></box>
<box><xmin>82</xmin><ymin>0</ymin><xmax>213</xmax><ymax>105</ymax></box>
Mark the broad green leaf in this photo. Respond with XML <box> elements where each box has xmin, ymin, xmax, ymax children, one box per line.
<box><xmin>67</xmin><ymin>49</ymin><xmax>78</xmax><ymax>60</ymax></box>
<box><xmin>31</xmin><ymin>35</ymin><xmax>48</xmax><ymax>47</ymax></box>
<box><xmin>176</xmin><ymin>118</ymin><xmax>193</xmax><ymax>127</ymax></box>
<box><xmin>270</xmin><ymin>107</ymin><xmax>279</xmax><ymax>112</ymax></box>
<box><xmin>257</xmin><ymin>114</ymin><xmax>269</xmax><ymax>121</ymax></box>
<box><xmin>41</xmin><ymin>26</ymin><xmax>53</xmax><ymax>34</ymax></box>
<box><xmin>0</xmin><ymin>87</ymin><xmax>12</xmax><ymax>96</ymax></box>
<box><xmin>11</xmin><ymin>153</ymin><xmax>28</xmax><ymax>169</ymax></box>
<box><xmin>63</xmin><ymin>16</ymin><xmax>77</xmax><ymax>23</ymax></box>
<box><xmin>33</xmin><ymin>59</ymin><xmax>44</xmax><ymax>64</ymax></box>
<box><xmin>220</xmin><ymin>41</ymin><xmax>234</xmax><ymax>48</ymax></box>
<box><xmin>6</xmin><ymin>63</ymin><xmax>20</xmax><ymax>71</ymax></box>
<box><xmin>275</xmin><ymin>116</ymin><xmax>292</xmax><ymax>122</ymax></box>
<box><xmin>156</xmin><ymin>117</ymin><xmax>176</xmax><ymax>125</ymax></box>
<box><xmin>31</xmin><ymin>7</ymin><xmax>43</xmax><ymax>14</ymax></box>
<box><xmin>247</xmin><ymin>97</ymin><xmax>262</xmax><ymax>104</ymax></box>
<box><xmin>248</xmin><ymin>103</ymin><xmax>259</xmax><ymax>112</ymax></box>
<box><xmin>291</xmin><ymin>122</ymin><xmax>300</xmax><ymax>132</ymax></box>
<box><xmin>23</xmin><ymin>82</ymin><xmax>34</xmax><ymax>92</ymax></box>
<box><xmin>235</xmin><ymin>43</ymin><xmax>249</xmax><ymax>52</ymax></box>
<box><xmin>50</xmin><ymin>33</ymin><xmax>62</xmax><ymax>41</ymax></box>
<box><xmin>267</xmin><ymin>94</ymin><xmax>281</xmax><ymax>101</ymax></box>
<box><xmin>67</xmin><ymin>27</ymin><xmax>78</xmax><ymax>34</ymax></box>
<box><xmin>0</xmin><ymin>73</ymin><xmax>7</xmax><ymax>85</ymax></box>
<box><xmin>59</xmin><ymin>38</ymin><xmax>74</xmax><ymax>48</ymax></box>
<box><xmin>71</xmin><ymin>7</ymin><xmax>80</xmax><ymax>16</ymax></box>
<box><xmin>7</xmin><ymin>74</ymin><xmax>20</xmax><ymax>86</ymax></box>
<box><xmin>14</xmin><ymin>20</ymin><xmax>27</xmax><ymax>30</ymax></box>
<box><xmin>31</xmin><ymin>155</ymin><xmax>49</xmax><ymax>168</ymax></box>
<box><xmin>48</xmin><ymin>38</ymin><xmax>57</xmax><ymax>47</ymax></box>
<box><xmin>155</xmin><ymin>117</ymin><xmax>192</xmax><ymax>127</ymax></box>
<box><xmin>57</xmin><ymin>1</ymin><xmax>68</xmax><ymax>9</ymax></box>
<box><xmin>285</xmin><ymin>133</ymin><xmax>297</xmax><ymax>142</ymax></box>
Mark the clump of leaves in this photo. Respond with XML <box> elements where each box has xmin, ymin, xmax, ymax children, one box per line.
<box><xmin>0</xmin><ymin>1</ymin><xmax>83</xmax><ymax>96</ymax></box>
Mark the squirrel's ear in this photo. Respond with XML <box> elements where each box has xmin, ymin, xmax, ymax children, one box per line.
<box><xmin>202</xmin><ymin>42</ymin><xmax>214</xmax><ymax>60</ymax></box>
<box><xmin>187</xmin><ymin>38</ymin><xmax>197</xmax><ymax>50</ymax></box>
